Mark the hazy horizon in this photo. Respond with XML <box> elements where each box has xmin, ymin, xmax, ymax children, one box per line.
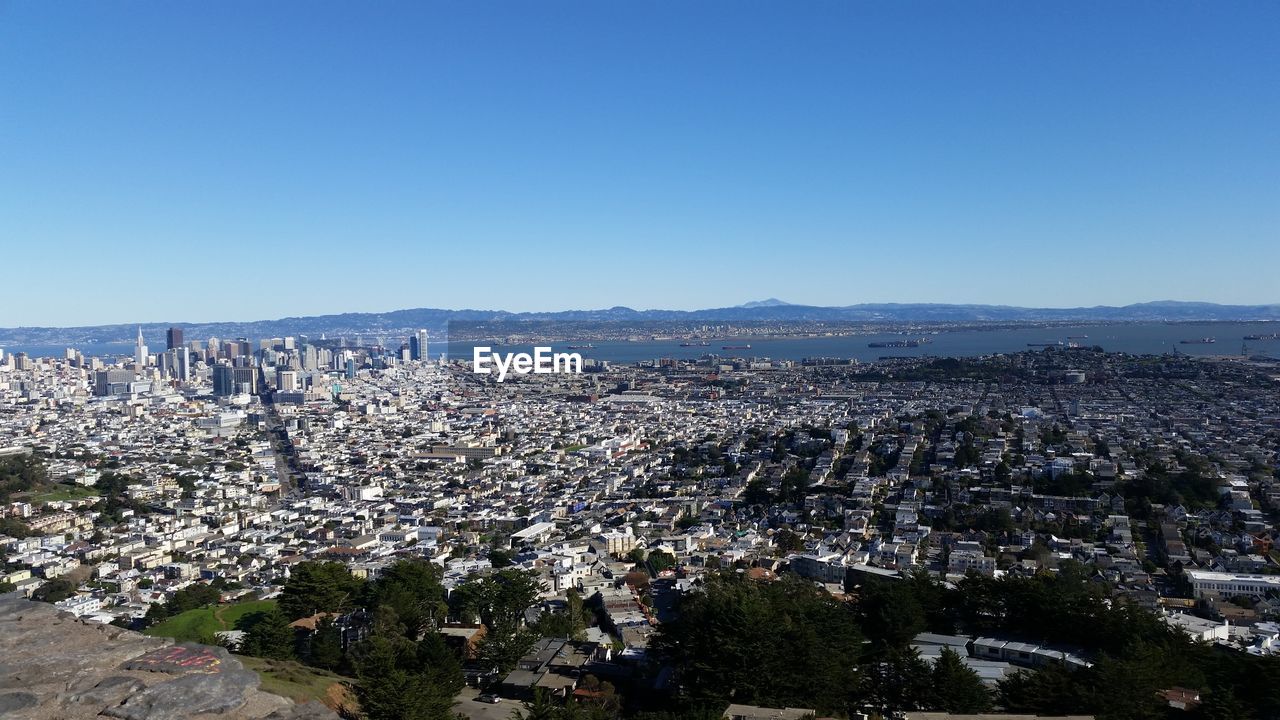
<box><xmin>3</xmin><ymin>297</ymin><xmax>1280</xmax><ymax>332</ymax></box>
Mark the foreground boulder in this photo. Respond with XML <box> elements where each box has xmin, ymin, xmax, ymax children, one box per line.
<box><xmin>0</xmin><ymin>594</ymin><xmax>339</xmax><ymax>720</ymax></box>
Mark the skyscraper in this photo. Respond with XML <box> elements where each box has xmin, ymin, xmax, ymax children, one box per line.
<box><xmin>177</xmin><ymin>346</ymin><xmax>191</xmax><ymax>381</ymax></box>
<box><xmin>166</xmin><ymin>326</ymin><xmax>184</xmax><ymax>351</ymax></box>
<box><xmin>212</xmin><ymin>364</ymin><xmax>235</xmax><ymax>397</ymax></box>
<box><xmin>134</xmin><ymin>327</ymin><xmax>148</xmax><ymax>367</ymax></box>
<box><xmin>410</xmin><ymin>329</ymin><xmax>429</xmax><ymax>361</ymax></box>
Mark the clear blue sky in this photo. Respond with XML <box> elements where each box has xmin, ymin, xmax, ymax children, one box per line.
<box><xmin>2</xmin><ymin>2</ymin><xmax>1277</xmax><ymax>326</ymax></box>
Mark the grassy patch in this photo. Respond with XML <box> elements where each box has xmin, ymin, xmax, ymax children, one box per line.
<box><xmin>237</xmin><ymin>656</ymin><xmax>356</xmax><ymax>712</ymax></box>
<box><xmin>144</xmin><ymin>607</ymin><xmax>221</xmax><ymax>642</ymax></box>
<box><xmin>144</xmin><ymin>599</ymin><xmax>276</xmax><ymax>642</ymax></box>
<box><xmin>31</xmin><ymin>483</ymin><xmax>101</xmax><ymax>504</ymax></box>
<box><xmin>219</xmin><ymin>599</ymin><xmax>277</xmax><ymax>630</ymax></box>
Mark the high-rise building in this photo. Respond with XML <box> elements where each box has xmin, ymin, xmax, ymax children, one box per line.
<box><xmin>159</xmin><ymin>349</ymin><xmax>175</xmax><ymax>378</ymax></box>
<box><xmin>276</xmin><ymin>369</ymin><xmax>298</xmax><ymax>392</ymax></box>
<box><xmin>134</xmin><ymin>327</ymin><xmax>148</xmax><ymax>367</ymax></box>
<box><xmin>212</xmin><ymin>364</ymin><xmax>235</xmax><ymax>397</ymax></box>
<box><xmin>95</xmin><ymin>369</ymin><xmax>134</xmax><ymax>396</ymax></box>
<box><xmin>212</xmin><ymin>364</ymin><xmax>257</xmax><ymax>396</ymax></box>
<box><xmin>177</xmin><ymin>347</ymin><xmax>191</xmax><ymax>381</ymax></box>
<box><xmin>409</xmin><ymin>329</ymin><xmax>429</xmax><ymax>361</ymax></box>
<box><xmin>166</xmin><ymin>327</ymin><xmax>184</xmax><ymax>351</ymax></box>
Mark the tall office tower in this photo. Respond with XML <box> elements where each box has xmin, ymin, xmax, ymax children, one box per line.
<box><xmin>94</xmin><ymin>369</ymin><xmax>134</xmax><ymax>396</ymax></box>
<box><xmin>177</xmin><ymin>347</ymin><xmax>191</xmax><ymax>381</ymax></box>
<box><xmin>166</xmin><ymin>326</ymin><xmax>184</xmax><ymax>350</ymax></box>
<box><xmin>232</xmin><ymin>366</ymin><xmax>258</xmax><ymax>395</ymax></box>
<box><xmin>135</xmin><ymin>327</ymin><xmax>149</xmax><ymax>367</ymax></box>
<box><xmin>283</xmin><ymin>336</ymin><xmax>296</xmax><ymax>350</ymax></box>
<box><xmin>212</xmin><ymin>364</ymin><xmax>235</xmax><ymax>397</ymax></box>
<box><xmin>212</xmin><ymin>364</ymin><xmax>255</xmax><ymax>396</ymax></box>
<box><xmin>207</xmin><ymin>337</ymin><xmax>219</xmax><ymax>360</ymax></box>
<box><xmin>159</xmin><ymin>349</ymin><xmax>175</xmax><ymax>378</ymax></box>
<box><xmin>302</xmin><ymin>344</ymin><xmax>318</xmax><ymax>371</ymax></box>
<box><xmin>410</xmin><ymin>329</ymin><xmax>429</xmax><ymax>360</ymax></box>
<box><xmin>276</xmin><ymin>369</ymin><xmax>298</xmax><ymax>392</ymax></box>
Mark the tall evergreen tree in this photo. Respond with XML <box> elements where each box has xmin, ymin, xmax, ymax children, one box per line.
<box><xmin>351</xmin><ymin>607</ymin><xmax>462</xmax><ymax>720</ymax></box>
<box><xmin>929</xmin><ymin>647</ymin><xmax>992</xmax><ymax>713</ymax></box>
<box><xmin>305</xmin><ymin>616</ymin><xmax>343</xmax><ymax>670</ymax></box>
<box><xmin>364</xmin><ymin>558</ymin><xmax>449</xmax><ymax>638</ymax></box>
<box><xmin>653</xmin><ymin>572</ymin><xmax>863</xmax><ymax>715</ymax></box>
<box><xmin>279</xmin><ymin>561</ymin><xmax>365</xmax><ymax>620</ymax></box>
<box><xmin>242</xmin><ymin>607</ymin><xmax>296</xmax><ymax>660</ymax></box>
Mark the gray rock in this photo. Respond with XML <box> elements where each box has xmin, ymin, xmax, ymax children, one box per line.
<box><xmin>0</xmin><ymin>692</ymin><xmax>39</xmax><ymax>713</ymax></box>
<box><xmin>103</xmin><ymin>662</ymin><xmax>261</xmax><ymax>720</ymax></box>
<box><xmin>0</xmin><ymin>595</ymin><xmax>328</xmax><ymax>719</ymax></box>
<box><xmin>64</xmin><ymin>675</ymin><xmax>147</xmax><ymax>708</ymax></box>
<box><xmin>123</xmin><ymin>642</ymin><xmax>234</xmax><ymax>676</ymax></box>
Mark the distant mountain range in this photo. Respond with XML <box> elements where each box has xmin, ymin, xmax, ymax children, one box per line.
<box><xmin>1</xmin><ymin>300</ymin><xmax>1278</xmax><ymax>347</ymax></box>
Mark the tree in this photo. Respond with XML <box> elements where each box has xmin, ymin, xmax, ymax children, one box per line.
<box><xmin>365</xmin><ymin>558</ymin><xmax>448</xmax><ymax>638</ymax></box>
<box><xmin>998</xmin><ymin>665</ymin><xmax>1092</xmax><ymax>717</ymax></box>
<box><xmin>648</xmin><ymin>550</ymin><xmax>676</xmax><ymax>573</ymax></box>
<box><xmin>478</xmin><ymin>625</ymin><xmax>538</xmax><ymax>673</ymax></box>
<box><xmin>0</xmin><ymin>453</ymin><xmax>47</xmax><ymax>503</ymax></box>
<box><xmin>857</xmin><ymin>578</ymin><xmax>925</xmax><ymax>649</ymax></box>
<box><xmin>464</xmin><ymin>569</ymin><xmax>544</xmax><ymax>631</ymax></box>
<box><xmin>144</xmin><ymin>601</ymin><xmax>169</xmax><ymax>627</ymax></box>
<box><xmin>1197</xmin><ymin>687</ymin><xmax>1256</xmax><ymax>720</ymax></box>
<box><xmin>652</xmin><ymin>573</ymin><xmax>862</xmax><ymax>715</ymax></box>
<box><xmin>32</xmin><ymin>578</ymin><xmax>75</xmax><ymax>603</ymax></box>
<box><xmin>861</xmin><ymin>647</ymin><xmax>932</xmax><ymax>717</ymax></box>
<box><xmin>929</xmin><ymin>647</ymin><xmax>992</xmax><ymax>713</ymax></box>
<box><xmin>305</xmin><ymin>616</ymin><xmax>343</xmax><ymax>670</ymax></box>
<box><xmin>352</xmin><ymin>607</ymin><xmax>462</xmax><ymax>720</ymax></box>
<box><xmin>279</xmin><ymin>561</ymin><xmax>364</xmax><ymax>620</ymax></box>
<box><xmin>511</xmin><ymin>687</ymin><xmax>560</xmax><ymax>720</ymax></box>
<box><xmin>241</xmin><ymin>606</ymin><xmax>297</xmax><ymax>660</ymax></box>
<box><xmin>167</xmin><ymin>583</ymin><xmax>220</xmax><ymax>613</ymax></box>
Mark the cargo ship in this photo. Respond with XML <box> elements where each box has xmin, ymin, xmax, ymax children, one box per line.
<box><xmin>722</xmin><ymin>344</ymin><xmax>752</xmax><ymax>350</ymax></box>
<box><xmin>566</xmin><ymin>343</ymin><xmax>594</xmax><ymax>349</ymax></box>
<box><xmin>868</xmin><ymin>338</ymin><xmax>932</xmax><ymax>348</ymax></box>
<box><xmin>1027</xmin><ymin>341</ymin><xmax>1065</xmax><ymax>347</ymax></box>
<box><xmin>680</xmin><ymin>341</ymin><xmax>711</xmax><ymax>347</ymax></box>
<box><xmin>1244</xmin><ymin>333</ymin><xmax>1280</xmax><ymax>341</ymax></box>
<box><xmin>1179</xmin><ymin>338</ymin><xmax>1215</xmax><ymax>344</ymax></box>
<box><xmin>1067</xmin><ymin>335</ymin><xmax>1089</xmax><ymax>339</ymax></box>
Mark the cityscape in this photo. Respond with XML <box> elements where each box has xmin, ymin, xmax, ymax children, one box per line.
<box><xmin>3</xmin><ymin>2</ymin><xmax>1279</xmax><ymax>720</ymax></box>
<box><xmin>3</xmin><ymin>313</ymin><xmax>1280</xmax><ymax>720</ymax></box>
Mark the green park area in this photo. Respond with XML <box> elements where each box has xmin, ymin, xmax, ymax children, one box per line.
<box><xmin>143</xmin><ymin>598</ymin><xmax>278</xmax><ymax>643</ymax></box>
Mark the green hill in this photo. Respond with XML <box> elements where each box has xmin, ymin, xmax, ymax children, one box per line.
<box><xmin>143</xmin><ymin>599</ymin><xmax>277</xmax><ymax>643</ymax></box>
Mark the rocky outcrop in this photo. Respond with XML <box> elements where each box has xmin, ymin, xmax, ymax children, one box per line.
<box><xmin>0</xmin><ymin>594</ymin><xmax>340</xmax><ymax>720</ymax></box>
